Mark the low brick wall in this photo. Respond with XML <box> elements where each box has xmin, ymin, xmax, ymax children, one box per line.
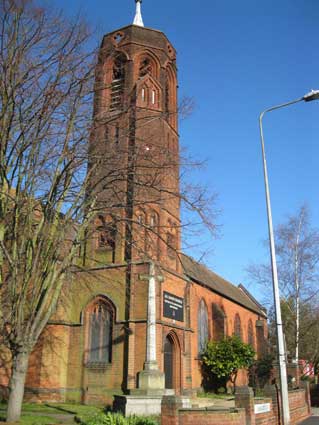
<box><xmin>289</xmin><ymin>386</ymin><xmax>311</xmax><ymax>424</ymax></box>
<box><xmin>236</xmin><ymin>385</ymin><xmax>310</xmax><ymax>425</ymax></box>
<box><xmin>161</xmin><ymin>383</ymin><xmax>311</xmax><ymax>425</ymax></box>
<box><xmin>161</xmin><ymin>397</ymin><xmax>245</xmax><ymax>425</ymax></box>
<box><xmin>310</xmin><ymin>383</ymin><xmax>319</xmax><ymax>407</ymax></box>
<box><xmin>179</xmin><ymin>408</ymin><xmax>246</xmax><ymax>425</ymax></box>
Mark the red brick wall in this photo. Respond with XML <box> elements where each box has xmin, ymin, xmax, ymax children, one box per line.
<box><xmin>161</xmin><ymin>386</ymin><xmax>311</xmax><ymax>425</ymax></box>
<box><xmin>161</xmin><ymin>395</ymin><xmax>246</xmax><ymax>425</ymax></box>
<box><xmin>179</xmin><ymin>409</ymin><xmax>246</xmax><ymax>425</ymax></box>
<box><xmin>1</xmin><ymin>264</ymin><xmax>266</xmax><ymax>404</ymax></box>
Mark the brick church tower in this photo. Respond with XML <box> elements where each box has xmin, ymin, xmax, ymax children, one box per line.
<box><xmin>89</xmin><ymin>1</ymin><xmax>181</xmax><ymax>272</ymax></box>
<box><xmin>3</xmin><ymin>1</ymin><xmax>267</xmax><ymax>411</ymax></box>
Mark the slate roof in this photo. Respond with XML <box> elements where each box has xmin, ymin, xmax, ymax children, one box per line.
<box><xmin>180</xmin><ymin>253</ymin><xmax>267</xmax><ymax>318</ymax></box>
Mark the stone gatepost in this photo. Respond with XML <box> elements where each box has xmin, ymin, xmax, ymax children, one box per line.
<box><xmin>300</xmin><ymin>381</ymin><xmax>312</xmax><ymax>415</ymax></box>
<box><xmin>235</xmin><ymin>386</ymin><xmax>255</xmax><ymax>425</ymax></box>
<box><xmin>264</xmin><ymin>384</ymin><xmax>280</xmax><ymax>424</ymax></box>
<box><xmin>161</xmin><ymin>395</ymin><xmax>191</xmax><ymax>425</ymax></box>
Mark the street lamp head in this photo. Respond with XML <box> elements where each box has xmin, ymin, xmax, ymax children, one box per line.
<box><xmin>303</xmin><ymin>89</ymin><xmax>319</xmax><ymax>102</ymax></box>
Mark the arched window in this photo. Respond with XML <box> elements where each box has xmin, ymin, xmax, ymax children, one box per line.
<box><xmin>165</xmin><ymin>64</ymin><xmax>177</xmax><ymax>128</ymax></box>
<box><xmin>135</xmin><ymin>210</ymin><xmax>146</xmax><ymax>256</ymax></box>
<box><xmin>198</xmin><ymin>299</ymin><xmax>209</xmax><ymax>354</ymax></box>
<box><xmin>139</xmin><ymin>57</ymin><xmax>154</xmax><ymax>77</ymax></box>
<box><xmin>141</xmin><ymin>86</ymin><xmax>146</xmax><ymax>102</ymax></box>
<box><xmin>165</xmin><ymin>73</ymin><xmax>170</xmax><ymax>116</ymax></box>
<box><xmin>149</xmin><ymin>212</ymin><xmax>158</xmax><ymax>228</ymax></box>
<box><xmin>98</xmin><ymin>224</ymin><xmax>116</xmax><ymax>248</ymax></box>
<box><xmin>86</xmin><ymin>299</ymin><xmax>113</xmax><ymax>363</ymax></box>
<box><xmin>115</xmin><ymin>124</ymin><xmax>120</xmax><ymax>145</ymax></box>
<box><xmin>96</xmin><ymin>217</ymin><xmax>117</xmax><ymax>263</ymax></box>
<box><xmin>137</xmin><ymin>210</ymin><xmax>146</xmax><ymax>226</ymax></box>
<box><xmin>151</xmin><ymin>89</ymin><xmax>156</xmax><ymax>104</ymax></box>
<box><xmin>104</xmin><ymin>125</ymin><xmax>109</xmax><ymax>143</ymax></box>
<box><xmin>212</xmin><ymin>304</ymin><xmax>226</xmax><ymax>341</ymax></box>
<box><xmin>167</xmin><ymin>232</ymin><xmax>176</xmax><ymax>259</ymax></box>
<box><xmin>110</xmin><ymin>53</ymin><xmax>126</xmax><ymax>111</ymax></box>
<box><xmin>248</xmin><ymin>319</ymin><xmax>254</xmax><ymax>348</ymax></box>
<box><xmin>234</xmin><ymin>314</ymin><xmax>242</xmax><ymax>340</ymax></box>
<box><xmin>144</xmin><ymin>211</ymin><xmax>159</xmax><ymax>259</ymax></box>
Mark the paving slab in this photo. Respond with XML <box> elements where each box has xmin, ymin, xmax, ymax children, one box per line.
<box><xmin>299</xmin><ymin>408</ymin><xmax>319</xmax><ymax>424</ymax></box>
<box><xmin>299</xmin><ymin>418</ymin><xmax>319</xmax><ymax>424</ymax></box>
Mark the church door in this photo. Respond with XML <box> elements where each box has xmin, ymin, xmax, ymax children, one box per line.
<box><xmin>164</xmin><ymin>335</ymin><xmax>174</xmax><ymax>389</ymax></box>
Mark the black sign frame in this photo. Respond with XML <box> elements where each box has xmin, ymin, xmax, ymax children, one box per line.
<box><xmin>163</xmin><ymin>291</ymin><xmax>184</xmax><ymax>322</ymax></box>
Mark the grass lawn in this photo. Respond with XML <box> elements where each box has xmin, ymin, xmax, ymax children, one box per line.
<box><xmin>0</xmin><ymin>412</ymin><xmax>61</xmax><ymax>424</ymax></box>
<box><xmin>197</xmin><ymin>392</ymin><xmax>234</xmax><ymax>400</ymax></box>
<box><xmin>0</xmin><ymin>402</ymin><xmax>102</xmax><ymax>424</ymax></box>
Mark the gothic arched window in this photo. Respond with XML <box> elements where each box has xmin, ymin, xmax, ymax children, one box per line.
<box><xmin>86</xmin><ymin>299</ymin><xmax>113</xmax><ymax>363</ymax></box>
<box><xmin>135</xmin><ymin>210</ymin><xmax>146</xmax><ymax>256</ymax></box>
<box><xmin>167</xmin><ymin>232</ymin><xmax>176</xmax><ymax>259</ymax></box>
<box><xmin>144</xmin><ymin>211</ymin><xmax>159</xmax><ymax>259</ymax></box>
<box><xmin>137</xmin><ymin>210</ymin><xmax>146</xmax><ymax>226</ymax></box>
<box><xmin>165</xmin><ymin>73</ymin><xmax>170</xmax><ymax>116</ymax></box>
<box><xmin>149</xmin><ymin>212</ymin><xmax>158</xmax><ymax>228</ymax></box>
<box><xmin>248</xmin><ymin>319</ymin><xmax>254</xmax><ymax>348</ymax></box>
<box><xmin>96</xmin><ymin>217</ymin><xmax>117</xmax><ymax>263</ymax></box>
<box><xmin>110</xmin><ymin>53</ymin><xmax>126</xmax><ymax>111</ymax></box>
<box><xmin>98</xmin><ymin>223</ymin><xmax>116</xmax><ymax>247</ymax></box>
<box><xmin>104</xmin><ymin>125</ymin><xmax>109</xmax><ymax>143</ymax></box>
<box><xmin>212</xmin><ymin>304</ymin><xmax>226</xmax><ymax>341</ymax></box>
<box><xmin>139</xmin><ymin>57</ymin><xmax>153</xmax><ymax>77</ymax></box>
<box><xmin>165</xmin><ymin>64</ymin><xmax>177</xmax><ymax>128</ymax></box>
<box><xmin>198</xmin><ymin>299</ymin><xmax>209</xmax><ymax>354</ymax></box>
<box><xmin>234</xmin><ymin>314</ymin><xmax>242</xmax><ymax>340</ymax></box>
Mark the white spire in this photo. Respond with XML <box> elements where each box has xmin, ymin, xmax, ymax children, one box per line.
<box><xmin>133</xmin><ymin>0</ymin><xmax>144</xmax><ymax>27</ymax></box>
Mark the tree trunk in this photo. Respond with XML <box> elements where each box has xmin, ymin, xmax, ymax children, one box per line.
<box><xmin>294</xmin><ymin>213</ymin><xmax>302</xmax><ymax>367</ymax></box>
<box><xmin>6</xmin><ymin>350</ymin><xmax>30</xmax><ymax>423</ymax></box>
<box><xmin>231</xmin><ymin>372</ymin><xmax>238</xmax><ymax>394</ymax></box>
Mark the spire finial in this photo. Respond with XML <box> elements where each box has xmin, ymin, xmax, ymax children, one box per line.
<box><xmin>133</xmin><ymin>0</ymin><xmax>144</xmax><ymax>27</ymax></box>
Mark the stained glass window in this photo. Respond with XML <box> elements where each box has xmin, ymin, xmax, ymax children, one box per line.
<box><xmin>212</xmin><ymin>303</ymin><xmax>225</xmax><ymax>341</ymax></box>
<box><xmin>87</xmin><ymin>302</ymin><xmax>112</xmax><ymax>363</ymax></box>
<box><xmin>234</xmin><ymin>314</ymin><xmax>242</xmax><ymax>340</ymax></box>
<box><xmin>248</xmin><ymin>319</ymin><xmax>254</xmax><ymax>348</ymax></box>
<box><xmin>198</xmin><ymin>299</ymin><xmax>209</xmax><ymax>354</ymax></box>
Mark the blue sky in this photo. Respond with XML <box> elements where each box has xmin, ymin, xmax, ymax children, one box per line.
<box><xmin>50</xmin><ymin>0</ymin><xmax>319</xmax><ymax>296</ymax></box>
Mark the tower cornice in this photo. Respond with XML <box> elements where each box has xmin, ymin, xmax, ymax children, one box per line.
<box><xmin>102</xmin><ymin>25</ymin><xmax>176</xmax><ymax>58</ymax></box>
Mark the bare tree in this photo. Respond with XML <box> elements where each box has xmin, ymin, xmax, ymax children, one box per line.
<box><xmin>0</xmin><ymin>0</ymin><xmax>96</xmax><ymax>421</ymax></box>
<box><xmin>247</xmin><ymin>205</ymin><xmax>319</xmax><ymax>365</ymax></box>
<box><xmin>0</xmin><ymin>1</ymin><xmax>219</xmax><ymax>422</ymax></box>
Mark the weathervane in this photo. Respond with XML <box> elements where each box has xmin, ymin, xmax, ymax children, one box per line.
<box><xmin>133</xmin><ymin>0</ymin><xmax>144</xmax><ymax>27</ymax></box>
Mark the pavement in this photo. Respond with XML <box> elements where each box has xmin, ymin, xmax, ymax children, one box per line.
<box><xmin>299</xmin><ymin>408</ymin><xmax>319</xmax><ymax>424</ymax></box>
<box><xmin>300</xmin><ymin>418</ymin><xmax>319</xmax><ymax>424</ymax></box>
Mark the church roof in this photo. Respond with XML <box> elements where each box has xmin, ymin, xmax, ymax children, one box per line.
<box><xmin>180</xmin><ymin>253</ymin><xmax>267</xmax><ymax>318</ymax></box>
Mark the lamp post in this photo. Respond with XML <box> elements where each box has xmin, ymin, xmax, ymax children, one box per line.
<box><xmin>259</xmin><ymin>89</ymin><xmax>319</xmax><ymax>425</ymax></box>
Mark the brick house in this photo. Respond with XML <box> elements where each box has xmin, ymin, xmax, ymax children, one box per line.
<box><xmin>0</xmin><ymin>2</ymin><xmax>267</xmax><ymax>405</ymax></box>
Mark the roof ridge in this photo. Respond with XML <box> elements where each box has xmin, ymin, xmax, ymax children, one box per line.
<box><xmin>180</xmin><ymin>253</ymin><xmax>267</xmax><ymax>318</ymax></box>
<box><xmin>181</xmin><ymin>252</ymin><xmax>239</xmax><ymax>289</ymax></box>
<box><xmin>238</xmin><ymin>283</ymin><xmax>267</xmax><ymax>313</ymax></box>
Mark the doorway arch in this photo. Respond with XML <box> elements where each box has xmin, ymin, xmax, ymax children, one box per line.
<box><xmin>163</xmin><ymin>332</ymin><xmax>181</xmax><ymax>392</ymax></box>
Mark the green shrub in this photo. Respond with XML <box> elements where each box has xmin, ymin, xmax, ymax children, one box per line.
<box><xmin>82</xmin><ymin>412</ymin><xmax>158</xmax><ymax>425</ymax></box>
<box><xmin>202</xmin><ymin>336</ymin><xmax>255</xmax><ymax>393</ymax></box>
<box><xmin>249</xmin><ymin>354</ymin><xmax>274</xmax><ymax>389</ymax></box>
